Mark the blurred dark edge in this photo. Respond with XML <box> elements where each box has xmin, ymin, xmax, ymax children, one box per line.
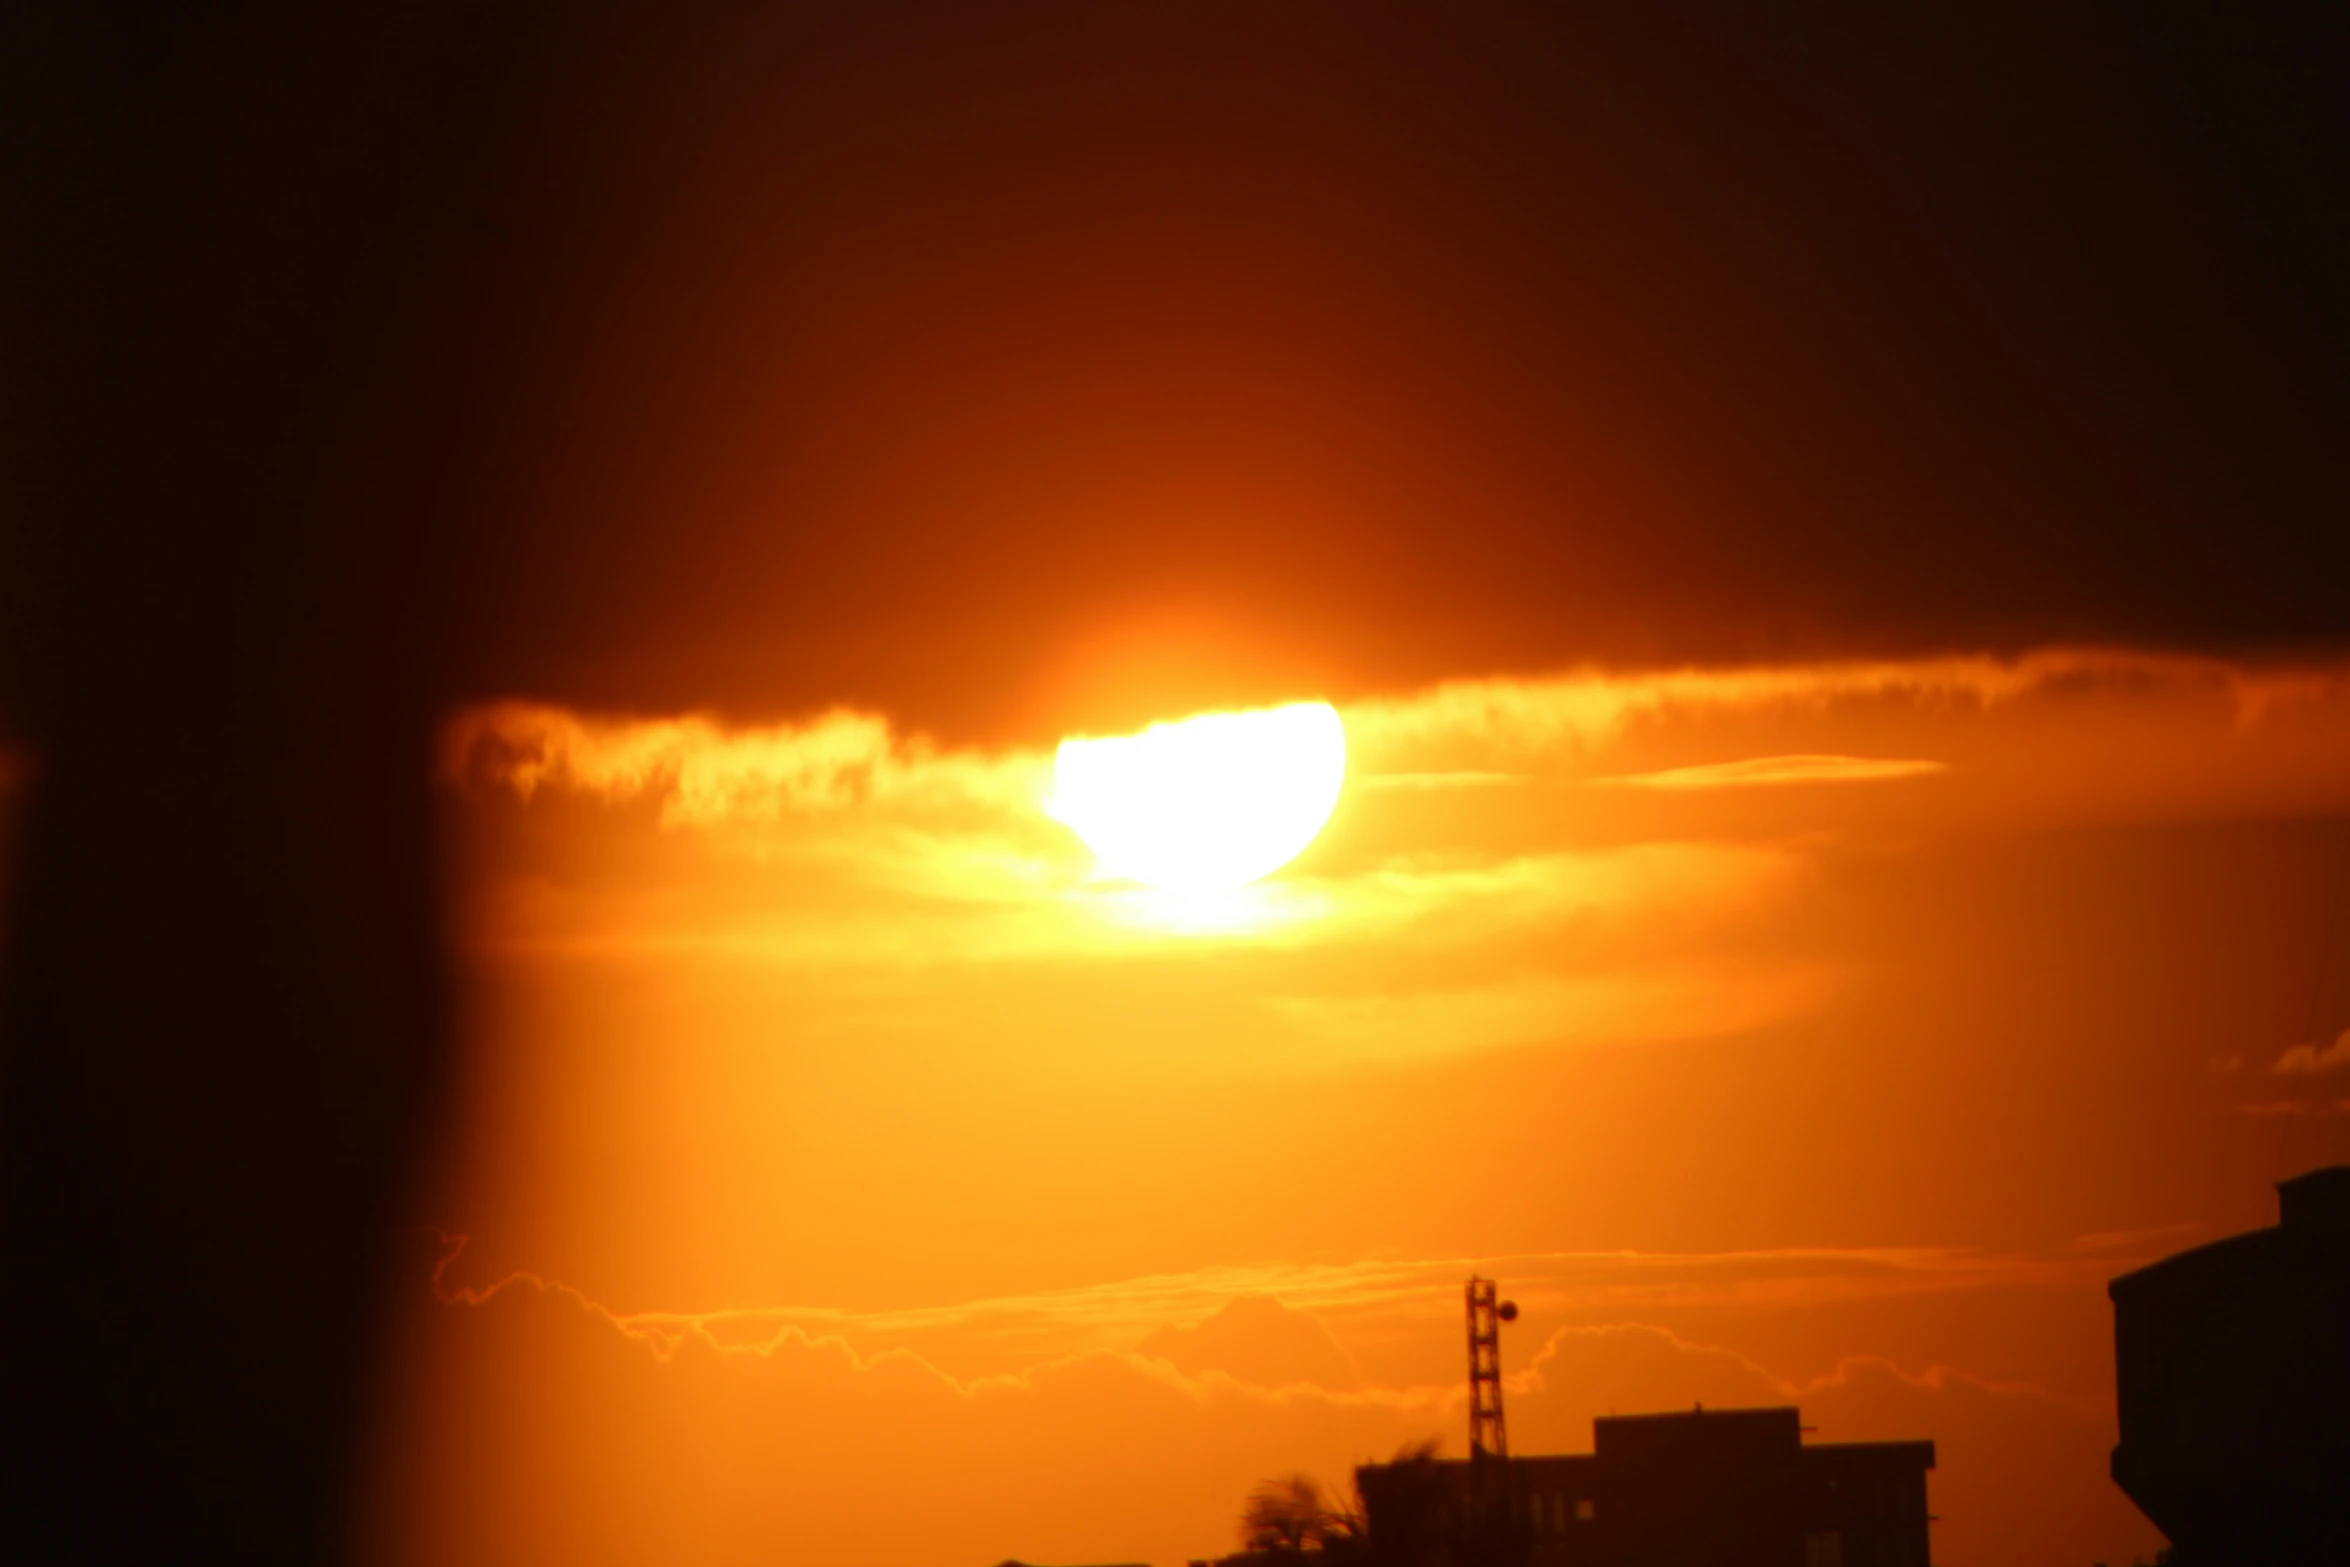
<box><xmin>0</xmin><ymin>6</ymin><xmax>542</xmax><ymax>1560</ymax></box>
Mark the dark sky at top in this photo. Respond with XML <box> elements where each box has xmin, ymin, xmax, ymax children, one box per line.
<box><xmin>11</xmin><ymin>5</ymin><xmax>2349</xmax><ymax>741</ymax></box>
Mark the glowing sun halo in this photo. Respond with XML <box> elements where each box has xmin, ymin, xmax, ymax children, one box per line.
<box><xmin>1049</xmin><ymin>701</ymin><xmax>1347</xmax><ymax>891</ymax></box>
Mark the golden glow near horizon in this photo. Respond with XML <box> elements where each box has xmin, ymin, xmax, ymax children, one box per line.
<box><xmin>417</xmin><ymin>651</ymin><xmax>2350</xmax><ymax>1567</ymax></box>
<box><xmin>1048</xmin><ymin>700</ymin><xmax>1346</xmax><ymax>891</ymax></box>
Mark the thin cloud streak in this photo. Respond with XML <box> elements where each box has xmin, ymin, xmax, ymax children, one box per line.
<box><xmin>1340</xmin><ymin>648</ymin><xmax>2342</xmax><ymax>773</ymax></box>
<box><xmin>1588</xmin><ymin>754</ymin><xmax>1948</xmax><ymax>791</ymax></box>
<box><xmin>1265</xmin><ymin>962</ymin><xmax>1841</xmax><ymax>1065</ymax></box>
<box><xmin>459</xmin><ymin>840</ymin><xmax>1804</xmax><ymax>975</ymax></box>
<box><xmin>1516</xmin><ymin>1321</ymin><xmax>2105</xmax><ymax>1419</ymax></box>
<box><xmin>439</xmin><ymin>1239</ymin><xmax>2156</xmax><ymax>1368</ymax></box>
<box><xmin>1358</xmin><ymin>771</ymin><xmax>1527</xmax><ymax>791</ymax></box>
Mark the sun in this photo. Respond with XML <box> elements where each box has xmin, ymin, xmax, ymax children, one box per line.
<box><xmin>1049</xmin><ymin>701</ymin><xmax>1347</xmax><ymax>891</ymax></box>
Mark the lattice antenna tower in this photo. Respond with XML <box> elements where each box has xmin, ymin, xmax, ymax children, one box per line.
<box><xmin>1465</xmin><ymin>1276</ymin><xmax>1518</xmax><ymax>1460</ymax></box>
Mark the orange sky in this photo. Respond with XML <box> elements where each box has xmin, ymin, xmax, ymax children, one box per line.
<box><xmin>360</xmin><ymin>650</ymin><xmax>2350</xmax><ymax>1566</ymax></box>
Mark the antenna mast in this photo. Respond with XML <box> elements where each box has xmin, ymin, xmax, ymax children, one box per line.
<box><xmin>1466</xmin><ymin>1276</ymin><xmax>1517</xmax><ymax>1459</ymax></box>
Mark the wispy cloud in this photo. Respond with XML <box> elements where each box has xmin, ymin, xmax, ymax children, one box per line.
<box><xmin>1265</xmin><ymin>961</ymin><xmax>1840</xmax><ymax>1065</ymax></box>
<box><xmin>1339</xmin><ymin>647</ymin><xmax>2338</xmax><ymax>774</ymax></box>
<box><xmin>1588</xmin><ymin>754</ymin><xmax>1947</xmax><ymax>791</ymax></box>
<box><xmin>428</xmin><ymin>1237</ymin><xmax>2144</xmax><ymax>1381</ymax></box>
<box><xmin>2067</xmin><ymin>1223</ymin><xmax>2205</xmax><ymax>1255</ymax></box>
<box><xmin>443</xmin><ymin>700</ymin><xmax>1044</xmax><ymax>828</ymax></box>
<box><xmin>1357</xmin><ymin>770</ymin><xmax>1525</xmax><ymax>791</ymax></box>
<box><xmin>2271</xmin><ymin>1028</ymin><xmax>2350</xmax><ymax>1077</ymax></box>
<box><xmin>1515</xmin><ymin>1320</ymin><xmax>2101</xmax><ymax>1419</ymax></box>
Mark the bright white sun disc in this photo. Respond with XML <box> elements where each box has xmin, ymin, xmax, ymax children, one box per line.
<box><xmin>1050</xmin><ymin>701</ymin><xmax>1346</xmax><ymax>891</ymax></box>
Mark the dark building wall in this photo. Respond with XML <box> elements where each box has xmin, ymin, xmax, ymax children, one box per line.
<box><xmin>1357</xmin><ymin>1407</ymin><xmax>1932</xmax><ymax>1567</ymax></box>
<box><xmin>1797</xmin><ymin>1444</ymin><xmax>1934</xmax><ymax>1567</ymax></box>
<box><xmin>2109</xmin><ymin>1164</ymin><xmax>2350</xmax><ymax>1563</ymax></box>
<box><xmin>1590</xmin><ymin>1408</ymin><xmax>1806</xmax><ymax>1566</ymax></box>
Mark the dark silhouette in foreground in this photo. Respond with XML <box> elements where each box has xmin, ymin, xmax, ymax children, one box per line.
<box><xmin>2109</xmin><ymin>1163</ymin><xmax>2350</xmax><ymax>1566</ymax></box>
<box><xmin>1239</xmin><ymin>1474</ymin><xmax>1367</xmax><ymax>1557</ymax></box>
<box><xmin>1357</xmin><ymin>1407</ymin><xmax>1932</xmax><ymax>1567</ymax></box>
<box><xmin>0</xmin><ymin>7</ymin><xmax>536</xmax><ymax>1560</ymax></box>
<box><xmin>1217</xmin><ymin>1276</ymin><xmax>1934</xmax><ymax>1567</ymax></box>
<box><xmin>1206</xmin><ymin>1453</ymin><xmax>1389</xmax><ymax>1567</ymax></box>
<box><xmin>1224</xmin><ymin>1411</ymin><xmax>1931</xmax><ymax>1567</ymax></box>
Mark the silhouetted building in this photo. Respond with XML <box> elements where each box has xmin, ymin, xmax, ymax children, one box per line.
<box><xmin>2109</xmin><ymin>1163</ymin><xmax>2350</xmax><ymax>1565</ymax></box>
<box><xmin>1357</xmin><ymin>1405</ymin><xmax>1933</xmax><ymax>1567</ymax></box>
